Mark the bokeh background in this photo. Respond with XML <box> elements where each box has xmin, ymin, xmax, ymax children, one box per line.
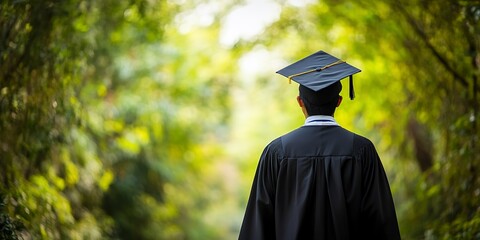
<box><xmin>1</xmin><ymin>0</ymin><xmax>479</xmax><ymax>239</ymax></box>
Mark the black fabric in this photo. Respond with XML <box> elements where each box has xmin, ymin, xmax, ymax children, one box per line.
<box><xmin>239</xmin><ymin>126</ymin><xmax>401</xmax><ymax>240</ymax></box>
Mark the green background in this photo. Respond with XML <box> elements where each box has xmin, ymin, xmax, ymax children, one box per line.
<box><xmin>1</xmin><ymin>0</ymin><xmax>479</xmax><ymax>239</ymax></box>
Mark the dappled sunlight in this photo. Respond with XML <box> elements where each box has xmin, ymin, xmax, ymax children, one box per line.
<box><xmin>1</xmin><ymin>0</ymin><xmax>479</xmax><ymax>239</ymax></box>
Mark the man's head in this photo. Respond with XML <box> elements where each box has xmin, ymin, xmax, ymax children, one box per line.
<box><xmin>275</xmin><ymin>50</ymin><xmax>361</xmax><ymax>117</ymax></box>
<box><xmin>297</xmin><ymin>81</ymin><xmax>343</xmax><ymax>116</ymax></box>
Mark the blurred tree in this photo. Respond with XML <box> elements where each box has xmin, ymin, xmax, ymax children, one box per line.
<box><xmin>387</xmin><ymin>1</ymin><xmax>480</xmax><ymax>238</ymax></box>
<box><xmin>82</xmin><ymin>1</ymin><xmax>240</xmax><ymax>238</ymax></box>
<box><xmin>3</xmin><ymin>0</ymin><xmax>478</xmax><ymax>239</ymax></box>
<box><xmin>1</xmin><ymin>0</ymin><xmax>240</xmax><ymax>238</ymax></box>
<box><xmin>0</xmin><ymin>0</ymin><xmax>113</xmax><ymax>238</ymax></box>
<box><xmin>1</xmin><ymin>0</ymin><xmax>242</xmax><ymax>238</ymax></box>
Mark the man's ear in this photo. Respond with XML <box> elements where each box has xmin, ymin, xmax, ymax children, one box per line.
<box><xmin>297</xmin><ymin>96</ymin><xmax>304</xmax><ymax>108</ymax></box>
<box><xmin>337</xmin><ymin>96</ymin><xmax>343</xmax><ymax>107</ymax></box>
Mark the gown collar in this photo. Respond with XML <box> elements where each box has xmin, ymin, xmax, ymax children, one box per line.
<box><xmin>304</xmin><ymin>115</ymin><xmax>339</xmax><ymax>126</ymax></box>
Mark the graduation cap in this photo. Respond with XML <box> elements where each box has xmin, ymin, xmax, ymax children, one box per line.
<box><xmin>276</xmin><ymin>50</ymin><xmax>361</xmax><ymax>100</ymax></box>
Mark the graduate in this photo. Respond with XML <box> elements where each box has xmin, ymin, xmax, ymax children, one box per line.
<box><xmin>239</xmin><ymin>50</ymin><xmax>401</xmax><ymax>240</ymax></box>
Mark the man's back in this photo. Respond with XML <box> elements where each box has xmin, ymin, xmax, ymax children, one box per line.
<box><xmin>239</xmin><ymin>125</ymin><xmax>400</xmax><ymax>240</ymax></box>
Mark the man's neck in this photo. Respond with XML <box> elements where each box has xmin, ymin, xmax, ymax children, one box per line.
<box><xmin>305</xmin><ymin>114</ymin><xmax>334</xmax><ymax>119</ymax></box>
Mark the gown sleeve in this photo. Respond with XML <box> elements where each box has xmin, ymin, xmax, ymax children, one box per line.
<box><xmin>358</xmin><ymin>137</ymin><xmax>401</xmax><ymax>240</ymax></box>
<box><xmin>239</xmin><ymin>140</ymin><xmax>281</xmax><ymax>240</ymax></box>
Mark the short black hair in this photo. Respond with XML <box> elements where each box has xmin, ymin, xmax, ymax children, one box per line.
<box><xmin>299</xmin><ymin>82</ymin><xmax>342</xmax><ymax>116</ymax></box>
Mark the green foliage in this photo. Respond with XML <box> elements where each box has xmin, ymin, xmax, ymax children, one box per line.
<box><xmin>0</xmin><ymin>0</ymin><xmax>108</xmax><ymax>238</ymax></box>
<box><xmin>1</xmin><ymin>0</ymin><xmax>479</xmax><ymax>239</ymax></box>
<box><xmin>0</xmin><ymin>198</ymin><xmax>17</xmax><ymax>240</ymax></box>
<box><xmin>385</xmin><ymin>1</ymin><xmax>480</xmax><ymax>238</ymax></box>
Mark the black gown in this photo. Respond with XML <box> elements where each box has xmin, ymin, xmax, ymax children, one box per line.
<box><xmin>239</xmin><ymin>125</ymin><xmax>401</xmax><ymax>240</ymax></box>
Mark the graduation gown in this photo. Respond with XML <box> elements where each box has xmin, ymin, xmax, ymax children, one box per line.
<box><xmin>239</xmin><ymin>124</ymin><xmax>401</xmax><ymax>240</ymax></box>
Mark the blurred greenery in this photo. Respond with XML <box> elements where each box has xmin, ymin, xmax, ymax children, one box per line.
<box><xmin>0</xmin><ymin>0</ymin><xmax>479</xmax><ymax>239</ymax></box>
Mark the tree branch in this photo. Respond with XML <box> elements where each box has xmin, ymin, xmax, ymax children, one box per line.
<box><xmin>396</xmin><ymin>3</ymin><xmax>469</xmax><ymax>87</ymax></box>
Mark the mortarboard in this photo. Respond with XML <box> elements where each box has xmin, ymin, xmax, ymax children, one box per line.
<box><xmin>276</xmin><ymin>50</ymin><xmax>361</xmax><ymax>100</ymax></box>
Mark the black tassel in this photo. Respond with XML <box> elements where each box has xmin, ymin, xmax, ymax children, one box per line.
<box><xmin>349</xmin><ymin>75</ymin><xmax>355</xmax><ymax>100</ymax></box>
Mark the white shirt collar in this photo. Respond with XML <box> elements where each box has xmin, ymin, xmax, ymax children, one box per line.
<box><xmin>304</xmin><ymin>115</ymin><xmax>339</xmax><ymax>126</ymax></box>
